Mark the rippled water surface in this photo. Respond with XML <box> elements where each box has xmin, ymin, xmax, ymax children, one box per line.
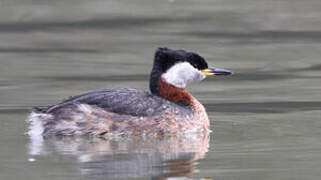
<box><xmin>1</xmin><ymin>0</ymin><xmax>321</xmax><ymax>179</ymax></box>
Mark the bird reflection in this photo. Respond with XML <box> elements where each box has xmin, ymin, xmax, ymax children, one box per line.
<box><xmin>28</xmin><ymin>133</ymin><xmax>210</xmax><ymax>180</ymax></box>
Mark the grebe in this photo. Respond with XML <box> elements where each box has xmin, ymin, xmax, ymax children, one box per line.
<box><xmin>28</xmin><ymin>47</ymin><xmax>232</xmax><ymax>137</ymax></box>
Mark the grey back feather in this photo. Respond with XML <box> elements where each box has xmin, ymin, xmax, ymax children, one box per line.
<box><xmin>41</xmin><ymin>88</ymin><xmax>192</xmax><ymax>117</ymax></box>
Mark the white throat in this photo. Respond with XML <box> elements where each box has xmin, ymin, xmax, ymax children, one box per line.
<box><xmin>161</xmin><ymin>62</ymin><xmax>206</xmax><ymax>88</ymax></box>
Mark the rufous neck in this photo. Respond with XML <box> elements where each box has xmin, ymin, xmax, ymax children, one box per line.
<box><xmin>158</xmin><ymin>77</ymin><xmax>193</xmax><ymax>106</ymax></box>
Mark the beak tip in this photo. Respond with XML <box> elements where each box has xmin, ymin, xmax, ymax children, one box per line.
<box><xmin>212</xmin><ymin>68</ymin><xmax>233</xmax><ymax>76</ymax></box>
<box><xmin>227</xmin><ymin>71</ymin><xmax>233</xmax><ymax>75</ymax></box>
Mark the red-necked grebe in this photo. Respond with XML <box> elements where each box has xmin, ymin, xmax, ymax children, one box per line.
<box><xmin>28</xmin><ymin>47</ymin><xmax>232</xmax><ymax>137</ymax></box>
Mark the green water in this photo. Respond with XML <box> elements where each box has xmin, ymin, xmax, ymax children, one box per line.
<box><xmin>0</xmin><ymin>0</ymin><xmax>321</xmax><ymax>179</ymax></box>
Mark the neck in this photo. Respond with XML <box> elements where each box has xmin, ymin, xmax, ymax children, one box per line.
<box><xmin>150</xmin><ymin>74</ymin><xmax>210</xmax><ymax>130</ymax></box>
<box><xmin>157</xmin><ymin>77</ymin><xmax>193</xmax><ymax>106</ymax></box>
<box><xmin>149</xmin><ymin>67</ymin><xmax>162</xmax><ymax>96</ymax></box>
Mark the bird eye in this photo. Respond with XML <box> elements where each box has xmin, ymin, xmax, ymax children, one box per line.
<box><xmin>195</xmin><ymin>64</ymin><xmax>201</xmax><ymax>70</ymax></box>
<box><xmin>191</xmin><ymin>63</ymin><xmax>198</xmax><ymax>69</ymax></box>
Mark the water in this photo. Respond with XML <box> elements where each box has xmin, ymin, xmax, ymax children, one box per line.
<box><xmin>1</xmin><ymin>0</ymin><xmax>321</xmax><ymax>179</ymax></box>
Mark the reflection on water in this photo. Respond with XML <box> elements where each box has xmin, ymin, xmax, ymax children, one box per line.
<box><xmin>28</xmin><ymin>133</ymin><xmax>210</xmax><ymax>180</ymax></box>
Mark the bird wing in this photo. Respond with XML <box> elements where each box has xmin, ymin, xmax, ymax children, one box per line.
<box><xmin>40</xmin><ymin>88</ymin><xmax>172</xmax><ymax>117</ymax></box>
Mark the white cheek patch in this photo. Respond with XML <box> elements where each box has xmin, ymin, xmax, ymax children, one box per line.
<box><xmin>161</xmin><ymin>62</ymin><xmax>206</xmax><ymax>88</ymax></box>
